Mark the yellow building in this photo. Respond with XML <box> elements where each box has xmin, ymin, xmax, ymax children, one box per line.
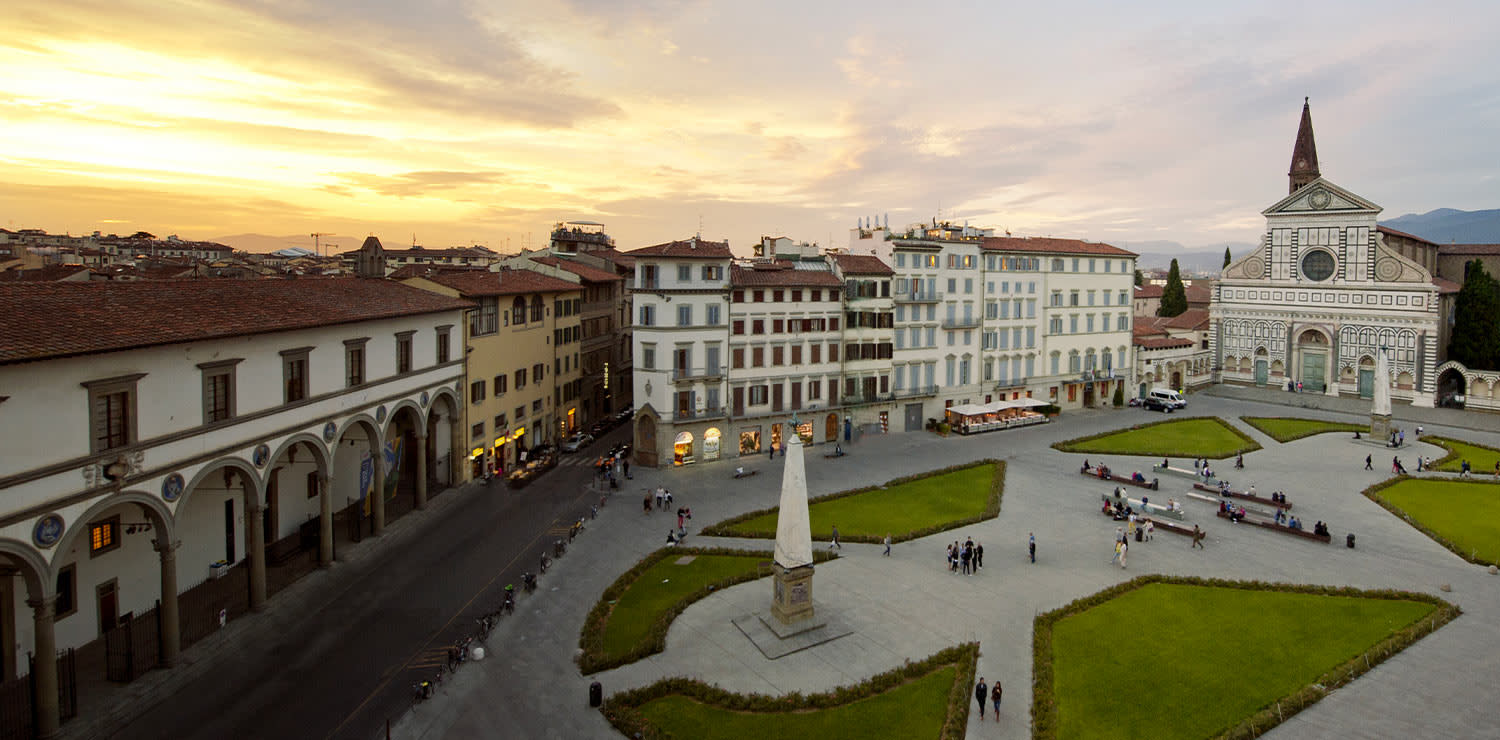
<box><xmin>402</xmin><ymin>268</ymin><xmax>583</xmax><ymax>477</ymax></box>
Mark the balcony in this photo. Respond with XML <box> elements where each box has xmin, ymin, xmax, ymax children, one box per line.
<box><xmin>673</xmin><ymin>406</ymin><xmax>728</xmax><ymax>421</ymax></box>
<box><xmin>994</xmin><ymin>378</ymin><xmax>1030</xmax><ymax>391</ymax></box>
<box><xmin>894</xmin><ymin>290</ymin><xmax>944</xmax><ymax>304</ymax></box>
<box><xmin>941</xmin><ymin>316</ymin><xmax>982</xmax><ymax>329</ymax></box>
<box><xmin>895</xmin><ymin>384</ymin><xmax>939</xmax><ymax>399</ymax></box>
<box><xmin>841</xmin><ymin>391</ymin><xmax>895</xmax><ymax>405</ymax></box>
<box><xmin>672</xmin><ymin>366</ymin><xmax>727</xmax><ymax>382</ymax></box>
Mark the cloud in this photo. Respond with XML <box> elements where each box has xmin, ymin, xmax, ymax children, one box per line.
<box><xmin>332</xmin><ymin>170</ymin><xmax>510</xmax><ymax>198</ymax></box>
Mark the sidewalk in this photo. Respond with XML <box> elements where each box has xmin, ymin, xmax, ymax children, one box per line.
<box><xmin>1202</xmin><ymin>382</ymin><xmax>1500</xmax><ymax>435</ymax></box>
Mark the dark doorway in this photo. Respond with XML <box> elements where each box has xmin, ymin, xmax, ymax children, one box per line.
<box><xmin>96</xmin><ymin>581</ymin><xmax>119</xmax><ymax>636</ymax></box>
<box><xmin>224</xmin><ymin>499</ymin><xmax>236</xmax><ymax>563</ymax></box>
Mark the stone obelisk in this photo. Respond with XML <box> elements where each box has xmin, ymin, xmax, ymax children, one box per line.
<box><xmin>770</xmin><ymin>424</ymin><xmax>815</xmax><ymax>626</ymax></box>
<box><xmin>1370</xmin><ymin>345</ymin><xmax>1393</xmax><ymax>442</ymax></box>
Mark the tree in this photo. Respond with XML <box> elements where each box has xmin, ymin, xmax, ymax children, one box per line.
<box><xmin>1448</xmin><ymin>259</ymin><xmax>1500</xmax><ymax>370</ymax></box>
<box><xmin>1133</xmin><ymin>269</ymin><xmax>1143</xmax><ymax>287</ymax></box>
<box><xmin>1157</xmin><ymin>259</ymin><xmax>1188</xmax><ymax>317</ymax></box>
<box><xmin>1223</xmin><ymin>247</ymin><xmax>1232</xmax><ymax>268</ymax></box>
<box><xmin>1112</xmin><ymin>382</ymin><xmax>1125</xmax><ymax>407</ymax></box>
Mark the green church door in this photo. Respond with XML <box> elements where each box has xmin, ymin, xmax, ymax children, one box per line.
<box><xmin>1300</xmin><ymin>353</ymin><xmax>1326</xmax><ymax>393</ymax></box>
<box><xmin>1358</xmin><ymin>369</ymin><xmax>1374</xmax><ymax>399</ymax></box>
<box><xmin>1254</xmin><ymin>360</ymin><xmax>1268</xmax><ymax>387</ymax></box>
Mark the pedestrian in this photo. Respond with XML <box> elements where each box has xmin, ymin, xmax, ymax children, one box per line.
<box><xmin>1399</xmin><ymin>430</ymin><xmax>1405</xmax><ymax>446</ymax></box>
<box><xmin>623</xmin><ymin>458</ymin><xmax>630</xmax><ymax>478</ymax></box>
<box><xmin>1191</xmin><ymin>525</ymin><xmax>1205</xmax><ymax>549</ymax></box>
<box><xmin>975</xmin><ymin>541</ymin><xmax>984</xmax><ymax>569</ymax></box>
<box><xmin>665</xmin><ymin>490</ymin><xmax>673</xmax><ymax>508</ymax></box>
<box><xmin>1461</xmin><ymin>460</ymin><xmax>1471</xmax><ymax>478</ymax></box>
<box><xmin>677</xmin><ymin>508</ymin><xmax>685</xmax><ymax>530</ymax></box>
<box><xmin>829</xmin><ymin>524</ymin><xmax>841</xmax><ymax>550</ymax></box>
<box><xmin>990</xmin><ymin>680</ymin><xmax>1002</xmax><ymax>721</ymax></box>
<box><xmin>946</xmin><ymin>543</ymin><xmax>954</xmax><ymax>570</ymax></box>
<box><xmin>768</xmin><ymin>443</ymin><xmax>775</xmax><ymax>460</ymax></box>
<box><xmin>1297</xmin><ymin>381</ymin><xmax>1303</xmax><ymax>393</ymax></box>
<box><xmin>1416</xmin><ymin>425</ymin><xmax>1424</xmax><ymax>438</ymax></box>
<box><xmin>1029</xmin><ymin>532</ymin><xmax>1036</xmax><ymax>563</ymax></box>
<box><xmin>883</xmin><ymin>533</ymin><xmax>892</xmax><ymax>556</ymax></box>
<box><xmin>1364</xmin><ymin>454</ymin><xmax>1372</xmax><ymax>471</ymax></box>
<box><xmin>1110</xmin><ymin>540</ymin><xmax>1122</xmax><ymax>565</ymax></box>
<box><xmin>1144</xmin><ymin>520</ymin><xmax>1154</xmax><ymax>541</ymax></box>
<box><xmin>952</xmin><ymin>542</ymin><xmax>960</xmax><ymax>572</ymax></box>
<box><xmin>975</xmin><ymin>677</ymin><xmax>988</xmax><ymax>719</ymax></box>
<box><xmin>960</xmin><ymin>542</ymin><xmax>972</xmax><ymax>575</ymax></box>
<box><xmin>1118</xmin><ymin>538</ymin><xmax>1128</xmax><ymax>568</ymax></box>
<box><xmin>643</xmin><ymin>493</ymin><xmax>652</xmax><ymax>514</ymax></box>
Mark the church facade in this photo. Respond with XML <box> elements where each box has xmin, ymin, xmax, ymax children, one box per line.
<box><xmin>1210</xmin><ymin>100</ymin><xmax>1445</xmax><ymax>406</ymax></box>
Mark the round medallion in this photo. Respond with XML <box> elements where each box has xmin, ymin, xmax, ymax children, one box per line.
<box><xmin>162</xmin><ymin>473</ymin><xmax>185</xmax><ymax>502</ymax></box>
<box><xmin>252</xmin><ymin>444</ymin><xmax>271</xmax><ymax>467</ymax></box>
<box><xmin>420</xmin><ymin>391</ymin><xmax>430</xmax><ymax>408</ymax></box>
<box><xmin>376</xmin><ymin>405</ymin><xmax>387</xmax><ymax>424</ymax></box>
<box><xmin>1375</xmin><ymin>259</ymin><xmax>1401</xmax><ymax>281</ymax></box>
<box><xmin>323</xmin><ymin>421</ymin><xmax>337</xmax><ymax>442</ymax></box>
<box><xmin>1300</xmin><ymin>250</ymin><xmax>1335</xmax><ymax>282</ymax></box>
<box><xmin>1241</xmin><ymin>257</ymin><xmax>1264</xmax><ymax>277</ymax></box>
<box><xmin>33</xmin><ymin>514</ymin><xmax>64</xmax><ymax>549</ymax></box>
<box><xmin>1308</xmin><ymin>190</ymin><xmax>1331</xmax><ymax>210</ymax></box>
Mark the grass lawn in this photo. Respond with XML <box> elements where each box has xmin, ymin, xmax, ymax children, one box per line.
<box><xmin>1373</xmin><ymin>478</ymin><xmax>1500</xmax><ymax>564</ymax></box>
<box><xmin>600</xmin><ymin>554</ymin><xmax>767</xmax><ymax>661</ymax></box>
<box><xmin>1052</xmin><ymin>417</ymin><xmax>1260</xmax><ymax>459</ymax></box>
<box><xmin>634</xmin><ymin>665</ymin><xmax>956</xmax><ymax>739</ymax></box>
<box><xmin>1241</xmin><ymin>416</ymin><xmax>1366</xmax><ymax>443</ymax></box>
<box><xmin>716</xmin><ymin>463</ymin><xmax>997</xmax><ymax>541</ymax></box>
<box><xmin>1049</xmin><ymin>583</ymin><xmax>1437</xmax><ymax>740</ymax></box>
<box><xmin>1425</xmin><ymin>436</ymin><xmax>1500</xmax><ymax>476</ymax></box>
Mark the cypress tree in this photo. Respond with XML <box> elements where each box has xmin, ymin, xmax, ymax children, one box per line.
<box><xmin>1133</xmin><ymin>269</ymin><xmax>1143</xmax><ymax>287</ymax></box>
<box><xmin>1448</xmin><ymin>259</ymin><xmax>1500</xmax><ymax>369</ymax></box>
<box><xmin>1223</xmin><ymin>247</ymin><xmax>1232</xmax><ymax>268</ymax></box>
<box><xmin>1157</xmin><ymin>259</ymin><xmax>1188</xmax><ymax>317</ymax></box>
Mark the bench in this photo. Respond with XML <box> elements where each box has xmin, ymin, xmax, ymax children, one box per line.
<box><xmin>1080</xmin><ymin>467</ymin><xmax>1159</xmax><ymax>490</ymax></box>
<box><xmin>1152</xmin><ymin>464</ymin><xmax>1200</xmax><ymax>480</ymax></box>
<box><xmin>1215</xmin><ymin>510</ymin><xmax>1330</xmax><ymax>542</ymax></box>
<box><xmin>1193</xmin><ymin>483</ymin><xmax>1292</xmax><ymax>510</ymax></box>
<box><xmin>1144</xmin><ymin>516</ymin><xmax>1196</xmax><ymax>537</ymax></box>
<box><xmin>1100</xmin><ymin>494</ymin><xmax>1184</xmax><ymax>521</ymax></box>
<box><xmin>733</xmin><ymin>469</ymin><xmax>759</xmax><ymax>479</ymax></box>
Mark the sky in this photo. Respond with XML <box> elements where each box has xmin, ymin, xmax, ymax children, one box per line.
<box><xmin>3</xmin><ymin>0</ymin><xmax>1499</xmax><ymax>256</ymax></box>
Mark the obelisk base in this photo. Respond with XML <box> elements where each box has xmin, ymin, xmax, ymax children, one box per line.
<box><xmin>1370</xmin><ymin>413</ymin><xmax>1393</xmax><ymax>444</ymax></box>
<box><xmin>771</xmin><ymin>563</ymin><xmax>815</xmax><ymax>626</ymax></box>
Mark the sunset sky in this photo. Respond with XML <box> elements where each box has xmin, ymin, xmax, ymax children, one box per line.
<box><xmin>4</xmin><ymin>0</ymin><xmax>1498</xmax><ymax>255</ymax></box>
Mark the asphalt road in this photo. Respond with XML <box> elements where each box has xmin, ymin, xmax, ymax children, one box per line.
<box><xmin>104</xmin><ymin>426</ymin><xmax>629</xmax><ymax>740</ymax></box>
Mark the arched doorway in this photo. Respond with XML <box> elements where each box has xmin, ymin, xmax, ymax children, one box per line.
<box><xmin>175</xmin><ymin>460</ymin><xmax>264</xmax><ymax>624</ymax></box>
<box><xmin>1438</xmin><ymin>368</ymin><xmax>1467</xmax><ymax>408</ymax></box>
<box><xmin>1138</xmin><ymin>381</ymin><xmax>1148</xmax><ymax>399</ymax></box>
<box><xmin>703</xmin><ymin>428</ymin><xmax>722</xmax><ymax>461</ymax></box>
<box><xmin>384</xmin><ymin>405</ymin><xmax>422</xmax><ymax>520</ymax></box>
<box><xmin>1358</xmin><ymin>356</ymin><xmax>1376</xmax><ymax>399</ymax></box>
<box><xmin>634</xmin><ymin>413</ymin><xmax>658</xmax><ymax>467</ymax></box>
<box><xmin>333</xmin><ymin>419</ymin><xmax>381</xmax><ymax>539</ymax></box>
<box><xmin>264</xmin><ymin>437</ymin><xmax>329</xmax><ymax>565</ymax></box>
<box><xmin>673</xmin><ymin>431</ymin><xmax>694</xmax><ymax>466</ymax></box>
<box><xmin>825</xmin><ymin>413</ymin><xmax>838</xmax><ymax>442</ymax></box>
<box><xmin>1294</xmin><ymin>329</ymin><xmax>1330</xmax><ymax>392</ymax></box>
<box><xmin>426</xmin><ymin>391</ymin><xmax>460</xmax><ymax>487</ymax></box>
<box><xmin>1254</xmin><ymin>347</ymin><xmax>1269</xmax><ymax>386</ymax></box>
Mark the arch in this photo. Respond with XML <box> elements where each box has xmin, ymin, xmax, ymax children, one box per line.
<box><xmin>825</xmin><ymin>412</ymin><xmax>838</xmax><ymax>442</ymax></box>
<box><xmin>511</xmin><ymin>296</ymin><xmax>527</xmax><ymax>325</ymax></box>
<box><xmin>429</xmin><ymin>385</ymin><xmax>461</xmax><ymax>416</ymax></box>
<box><xmin>177</xmin><ymin>458</ymin><xmax>262</xmax><ymax>514</ymax></box>
<box><xmin>634</xmin><ymin>410</ymin><xmax>658</xmax><ymax>467</ymax></box>
<box><xmin>51</xmin><ymin>490</ymin><xmax>176</xmax><ymax>572</ymax></box>
<box><xmin>266</xmin><ymin>433</ymin><xmax>331</xmax><ymax>478</ymax></box>
<box><xmin>529</xmin><ymin>295</ymin><xmax>544</xmax><ymax>323</ymax></box>
<box><xmin>385</xmin><ymin>399</ymin><xmax>427</xmax><ymax>434</ymax></box>
<box><xmin>0</xmin><ymin>537</ymin><xmax>51</xmax><ymax>595</ymax></box>
<box><xmin>1296</xmin><ymin>326</ymin><xmax>1331</xmax><ymax>345</ymax></box>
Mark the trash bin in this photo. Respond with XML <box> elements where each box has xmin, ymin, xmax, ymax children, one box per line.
<box><xmin>1346</xmin><ymin>533</ymin><xmax>1356</xmax><ymax>549</ymax></box>
<box><xmin>1135</xmin><ymin>527</ymin><xmax>1143</xmax><ymax>543</ymax></box>
<box><xmin>589</xmin><ymin>681</ymin><xmax>603</xmax><ymax>707</ymax></box>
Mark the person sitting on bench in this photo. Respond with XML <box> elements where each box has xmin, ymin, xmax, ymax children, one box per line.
<box><xmin>1162</xmin><ymin>457</ymin><xmax>1170</xmax><ymax>469</ymax></box>
<box><xmin>1082</xmin><ymin>459</ymin><xmax>1091</xmax><ymax>472</ymax></box>
<box><xmin>1102</xmin><ymin>499</ymin><xmax>1115</xmax><ymax>515</ymax></box>
<box><xmin>1288</xmin><ymin>516</ymin><xmax>1301</xmax><ymax>530</ymax></box>
<box><xmin>1234</xmin><ymin>505</ymin><xmax>1246</xmax><ymax>522</ymax></box>
<box><xmin>1219</xmin><ymin>480</ymin><xmax>1231</xmax><ymax>494</ymax></box>
<box><xmin>1248</xmin><ymin>485</ymin><xmax>1257</xmax><ymax>498</ymax></box>
<box><xmin>1132</xmin><ymin>471</ymin><xmax>1146</xmax><ymax>484</ymax></box>
<box><xmin>735</xmin><ymin>466</ymin><xmax>746</xmax><ymax>477</ymax></box>
<box><xmin>1274</xmin><ymin>508</ymin><xmax>1285</xmax><ymax>525</ymax></box>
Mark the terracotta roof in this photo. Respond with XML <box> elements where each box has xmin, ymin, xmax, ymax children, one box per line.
<box><xmin>0</xmin><ymin>264</ymin><xmax>92</xmax><ymax>282</ymax></box>
<box><xmin>386</xmin><ymin>264</ymin><xmax>484</xmax><ymax>280</ymax></box>
<box><xmin>625</xmin><ymin>237</ymin><xmax>733</xmax><ymax>259</ymax></box>
<box><xmin>980</xmin><ymin>236</ymin><xmax>1136</xmax><ymax>257</ymax></box>
<box><xmin>1438</xmin><ymin>243</ymin><xmax>1500</xmax><ymax>256</ymax></box>
<box><xmin>1134</xmin><ymin>284</ymin><xmax>1163</xmax><ymax>298</ymax></box>
<box><xmin>415</xmin><ymin>268</ymin><xmax>580</xmax><ymax>297</ymax></box>
<box><xmin>1377</xmin><ymin>225</ymin><xmax>1440</xmax><ymax>247</ymax></box>
<box><xmin>0</xmin><ymin>278</ymin><xmax>471</xmax><ymax>365</ymax></box>
<box><xmin>1185</xmin><ymin>283</ymin><xmax>1212</xmax><ymax>305</ymax></box>
<box><xmin>1136</xmin><ymin>336</ymin><xmax>1196</xmax><ymax>350</ymax></box>
<box><xmin>589</xmin><ymin>248</ymin><xmax>636</xmax><ymax>268</ymax></box>
<box><xmin>1163</xmin><ymin>308</ymin><xmax>1209</xmax><ymax>330</ymax></box>
<box><xmin>532</xmin><ymin>256</ymin><xmax>623</xmax><ymax>282</ymax></box>
<box><xmin>830</xmin><ymin>253</ymin><xmax>894</xmax><ymax>275</ymax></box>
<box><xmin>730</xmin><ymin>262</ymin><xmax>842</xmax><ymax>287</ymax></box>
<box><xmin>1434</xmin><ymin>277</ymin><xmax>1462</xmax><ymax>295</ymax></box>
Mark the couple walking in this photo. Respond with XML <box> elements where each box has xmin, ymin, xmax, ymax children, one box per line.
<box><xmin>975</xmin><ymin>677</ymin><xmax>1002</xmax><ymax>720</ymax></box>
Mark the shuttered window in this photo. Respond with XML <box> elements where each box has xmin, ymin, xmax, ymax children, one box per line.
<box><xmin>396</xmin><ymin>331</ymin><xmax>415</xmax><ymax>374</ymax></box>
<box><xmin>83</xmin><ymin>374</ymin><xmax>145</xmax><ymax>454</ymax></box>
<box><xmin>281</xmin><ymin>348</ymin><xmax>311</xmax><ymax>403</ymax></box>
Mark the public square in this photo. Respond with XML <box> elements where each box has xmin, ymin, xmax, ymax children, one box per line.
<box><xmin>391</xmin><ymin>387</ymin><xmax>1500</xmax><ymax>739</ymax></box>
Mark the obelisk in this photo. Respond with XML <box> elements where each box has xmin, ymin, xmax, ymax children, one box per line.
<box><xmin>1370</xmin><ymin>345</ymin><xmax>1393</xmax><ymax>442</ymax></box>
<box><xmin>770</xmin><ymin>422</ymin><xmax>815</xmax><ymax>626</ymax></box>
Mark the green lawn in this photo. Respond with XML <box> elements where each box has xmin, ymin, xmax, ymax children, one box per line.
<box><xmin>717</xmin><ymin>463</ymin><xmax>997</xmax><ymax>540</ymax></box>
<box><xmin>1426</xmin><ymin>436</ymin><xmax>1500</xmax><ymax>475</ymax></box>
<box><xmin>634</xmin><ymin>665</ymin><xmax>956</xmax><ymax>739</ymax></box>
<box><xmin>1052</xmin><ymin>417</ymin><xmax>1260</xmax><ymax>459</ymax></box>
<box><xmin>1241</xmin><ymin>416</ymin><xmax>1367</xmax><ymax>443</ymax></box>
<box><xmin>1050</xmin><ymin>583</ymin><xmax>1437</xmax><ymax>740</ymax></box>
<box><xmin>1375</xmin><ymin>478</ymin><xmax>1500</xmax><ymax>564</ymax></box>
<box><xmin>600</xmin><ymin>554</ymin><xmax>767</xmax><ymax>661</ymax></box>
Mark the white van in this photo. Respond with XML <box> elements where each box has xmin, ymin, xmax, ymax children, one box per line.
<box><xmin>1143</xmin><ymin>388</ymin><xmax>1186</xmax><ymax>412</ymax></box>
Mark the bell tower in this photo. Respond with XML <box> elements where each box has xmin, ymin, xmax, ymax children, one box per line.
<box><xmin>1288</xmin><ymin>97</ymin><xmax>1321</xmax><ymax>194</ymax></box>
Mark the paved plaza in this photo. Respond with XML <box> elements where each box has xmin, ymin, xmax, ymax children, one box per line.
<box><xmin>395</xmin><ymin>389</ymin><xmax>1500</xmax><ymax>740</ymax></box>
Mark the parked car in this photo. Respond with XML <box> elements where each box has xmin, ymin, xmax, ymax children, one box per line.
<box><xmin>561</xmin><ymin>434</ymin><xmax>594</xmax><ymax>453</ymax></box>
<box><xmin>1142</xmin><ymin>388</ymin><xmax>1187</xmax><ymax>413</ymax></box>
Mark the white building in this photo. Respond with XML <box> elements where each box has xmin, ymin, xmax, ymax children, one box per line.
<box><xmin>0</xmin><ymin>278</ymin><xmax>469</xmax><ymax>734</ymax></box>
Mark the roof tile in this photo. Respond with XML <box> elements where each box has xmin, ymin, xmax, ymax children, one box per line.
<box><xmin>981</xmin><ymin>236</ymin><xmax>1137</xmax><ymax>257</ymax></box>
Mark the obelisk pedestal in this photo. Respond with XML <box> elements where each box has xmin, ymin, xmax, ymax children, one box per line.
<box><xmin>1370</xmin><ymin>346</ymin><xmax>1393</xmax><ymax>442</ymax></box>
<box><xmin>771</xmin><ymin>563</ymin><xmax>815</xmax><ymax>626</ymax></box>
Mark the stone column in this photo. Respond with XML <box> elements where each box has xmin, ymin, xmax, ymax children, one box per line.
<box><xmin>372</xmin><ymin>442</ymin><xmax>386</xmax><ymax>536</ymax></box>
<box><xmin>415</xmin><ymin>430</ymin><xmax>429</xmax><ymax>510</ymax></box>
<box><xmin>27</xmin><ymin>594</ymin><xmax>59</xmax><ymax>740</ymax></box>
<box><xmin>318</xmin><ymin>473</ymin><xmax>334</xmax><ymax>567</ymax></box>
<box><xmin>245</xmin><ymin>497</ymin><xmax>267</xmax><ymax>611</ymax></box>
<box><xmin>154</xmin><ymin>538</ymin><xmax>181</xmax><ymax>667</ymax></box>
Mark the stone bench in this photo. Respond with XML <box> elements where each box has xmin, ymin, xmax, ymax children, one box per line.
<box><xmin>1080</xmin><ymin>466</ymin><xmax>1159</xmax><ymax>490</ymax></box>
<box><xmin>1193</xmin><ymin>483</ymin><xmax>1292</xmax><ymax>510</ymax></box>
<box><xmin>1101</xmin><ymin>493</ymin><xmax>1184</xmax><ymax>521</ymax></box>
<box><xmin>1144</xmin><ymin>516</ymin><xmax>1196</xmax><ymax>537</ymax></box>
<box><xmin>1215</xmin><ymin>510</ymin><xmax>1330</xmax><ymax>543</ymax></box>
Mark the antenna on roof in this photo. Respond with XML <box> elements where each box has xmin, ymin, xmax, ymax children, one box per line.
<box><xmin>697</xmin><ymin>214</ymin><xmax>703</xmax><ymax>239</ymax></box>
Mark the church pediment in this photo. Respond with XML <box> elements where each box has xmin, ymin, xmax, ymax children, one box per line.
<box><xmin>1222</xmin><ymin>242</ymin><xmax>1269</xmax><ymax>280</ymax></box>
<box><xmin>1261</xmin><ymin>178</ymin><xmax>1381</xmax><ymax>216</ymax></box>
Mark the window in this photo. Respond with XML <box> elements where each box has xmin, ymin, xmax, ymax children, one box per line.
<box><xmin>773</xmin><ymin>290</ymin><xmax>784</xmax><ymax>302</ymax></box>
<box><xmin>642</xmin><ymin>345</ymin><xmax>655</xmax><ymax>370</ymax></box>
<box><xmin>515</xmin><ymin>405</ymin><xmax>526</xmax><ymax>419</ymax></box>
<box><xmin>1052</xmin><ymin>258</ymin><xmax>1065</xmax><ymax>271</ymax></box>
<box><xmin>1088</xmin><ymin>259</ymin><xmax>1096</xmax><ymax>272</ymax></box>
<box><xmin>706</xmin><ymin>304</ymin><xmax>721</xmax><ymax>325</ymax></box>
<box><xmin>495</xmin><ymin>413</ymin><xmax>507</xmax><ymax>429</ymax></box>
<box><xmin>344</xmin><ymin>339</ymin><xmax>367</xmax><ymax>387</ymax></box>
<box><xmin>772</xmin><ymin>346</ymin><xmax>784</xmax><ymax>365</ymax></box>
<box><xmin>54</xmin><ymin>564</ymin><xmax>77</xmax><ymax>620</ymax></box>
<box><xmin>199</xmin><ymin>359</ymin><xmax>240</xmax><ymax>425</ymax></box>
<box><xmin>791</xmin><ymin>289</ymin><xmax>802</xmax><ymax>302</ymax></box>
<box><xmin>811</xmin><ymin>344</ymin><xmax>821</xmax><ymax>363</ymax></box>
<box><xmin>470</xmin><ymin>380</ymin><xmax>486</xmax><ymax>404</ymax></box>
<box><xmin>530</xmin><ymin>296</ymin><xmax>544</xmax><ymax>322</ymax></box>
<box><xmin>1086</xmin><ymin>314</ymin><xmax>1095</xmax><ymax>332</ymax></box>
<box><xmin>702</xmin><ymin>265</ymin><xmax>722</xmax><ymax>280</ymax></box>
<box><xmin>678</xmin><ymin>264</ymin><xmax>691</xmax><ymax>282</ymax></box>
<box><xmin>1118</xmin><ymin>314</ymin><xmax>1129</xmax><ymax>331</ymax></box>
<box><xmin>281</xmin><ymin>348</ymin><xmax>310</xmax><ymax>404</ymax></box>
<box><xmin>516</xmin><ymin>368</ymin><xmax>528</xmax><ymax>389</ymax></box>
<box><xmin>749</xmin><ymin>385</ymin><xmax>768</xmax><ymax>405</ymax></box>
<box><xmin>733</xmin><ymin>320</ymin><xmax>744</xmax><ymax>335</ymax></box>
<box><xmin>753</xmin><ymin>290</ymin><xmax>764</xmax><ymax>302</ymax></box>
<box><xmin>677</xmin><ymin>305</ymin><xmax>692</xmax><ymax>326</ymax></box>
<box><xmin>773</xmin><ymin>319</ymin><xmax>784</xmax><ymax>333</ymax></box>
<box><xmin>1072</xmin><ymin>258</ymin><xmax>1080</xmax><ymax>272</ymax></box>
<box><xmin>1069</xmin><ymin>315</ymin><xmax>1078</xmax><ymax>333</ymax></box>
<box><xmin>639</xmin><ymin>304</ymin><xmax>655</xmax><ymax>326</ymax></box>
<box><xmin>436</xmin><ymin>326</ymin><xmax>451</xmax><ymax>363</ymax></box>
<box><xmin>1050</xmin><ymin>317</ymin><xmax>1062</xmax><ymax>334</ymax></box>
<box><xmin>472</xmin><ymin>422</ymin><xmax>485</xmax><ymax>439</ymax></box>
<box><xmin>829</xmin><ymin>343</ymin><xmax>839</xmax><ymax>362</ymax></box>
<box><xmin>494</xmin><ymin>374</ymin><xmax>507</xmax><ymax>394</ymax></box>
<box><xmin>733</xmin><ymin>347</ymin><xmax>745</xmax><ymax>368</ymax></box>
<box><xmin>512</xmin><ymin>296</ymin><xmax>527</xmax><ymax>325</ymax></box>
<box><xmin>532</xmin><ymin>399</ymin><xmax>543</xmax><ymax>414</ymax></box>
<box><xmin>396</xmin><ymin>331</ymin><xmax>414</xmax><ymax>374</ymax></box>
<box><xmin>791</xmin><ymin>344</ymin><xmax>802</xmax><ymax>364</ymax></box>
<box><xmin>89</xmin><ymin>516</ymin><xmax>120</xmax><ymax>556</ymax></box>
<box><xmin>752</xmin><ymin>319</ymin><xmax>764</xmax><ymax>335</ymax></box>
<box><xmin>472</xmin><ymin>298</ymin><xmax>499</xmax><ymax>335</ymax></box>
<box><xmin>1070</xmin><ymin>291</ymin><xmax>1079</xmax><ymax>306</ymax></box>
<box><xmin>533</xmin><ymin>363</ymin><xmax>545</xmax><ymax>382</ymax></box>
<box><xmin>1051</xmin><ymin>291</ymin><xmax>1062</xmax><ymax>307</ymax></box>
<box><xmin>752</xmin><ymin>347</ymin><xmax>764</xmax><ymax>367</ymax></box>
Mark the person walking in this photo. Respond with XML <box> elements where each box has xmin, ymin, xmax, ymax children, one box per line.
<box><xmin>1029</xmin><ymin>532</ymin><xmax>1036</xmax><ymax>563</ymax></box>
<box><xmin>829</xmin><ymin>524</ymin><xmax>841</xmax><ymax>550</ymax></box>
<box><xmin>946</xmin><ymin>543</ymin><xmax>954</xmax><ymax>571</ymax></box>
<box><xmin>975</xmin><ymin>678</ymin><xmax>989</xmax><ymax>719</ymax></box>
<box><xmin>1110</xmin><ymin>540</ymin><xmax>1122</xmax><ymax>565</ymax></box>
<box><xmin>1365</xmin><ymin>454</ymin><xmax>1373</xmax><ymax>471</ymax></box>
<box><xmin>1118</xmin><ymin>538</ymin><xmax>1128</xmax><ymax>568</ymax></box>
<box><xmin>883</xmin><ymin>533</ymin><xmax>892</xmax><ymax>556</ymax></box>
<box><xmin>960</xmin><ymin>542</ymin><xmax>972</xmax><ymax>575</ymax></box>
<box><xmin>975</xmin><ymin>541</ymin><xmax>984</xmax><ymax>569</ymax></box>
<box><xmin>1144</xmin><ymin>519</ymin><xmax>1154</xmax><ymax>542</ymax></box>
<box><xmin>990</xmin><ymin>680</ymin><xmax>1002</xmax><ymax>722</ymax></box>
<box><xmin>1191</xmin><ymin>525</ymin><xmax>1205</xmax><ymax>549</ymax></box>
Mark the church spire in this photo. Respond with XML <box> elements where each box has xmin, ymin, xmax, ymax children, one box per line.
<box><xmin>1288</xmin><ymin>96</ymin><xmax>1320</xmax><ymax>194</ymax></box>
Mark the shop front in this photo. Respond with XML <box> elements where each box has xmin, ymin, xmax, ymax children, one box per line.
<box><xmin>673</xmin><ymin>431</ymin><xmax>695</xmax><ymax>465</ymax></box>
<box><xmin>703</xmin><ymin>428</ymin><xmax>722</xmax><ymax>461</ymax></box>
<box><xmin>739</xmin><ymin>426</ymin><xmax>762</xmax><ymax>455</ymax></box>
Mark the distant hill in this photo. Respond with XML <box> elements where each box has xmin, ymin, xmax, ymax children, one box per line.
<box><xmin>1116</xmin><ymin>241</ymin><xmax>1258</xmax><ymax>273</ymax></box>
<box><xmin>214</xmin><ymin>233</ymin><xmax>362</xmax><ymax>255</ymax></box>
<box><xmin>1380</xmin><ymin>208</ymin><xmax>1500</xmax><ymax>245</ymax></box>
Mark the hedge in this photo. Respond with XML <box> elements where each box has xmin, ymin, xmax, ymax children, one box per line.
<box><xmin>1424</xmin><ymin>435</ymin><xmax>1500</xmax><ymax>476</ymax></box>
<box><xmin>1361</xmin><ymin>475</ymin><xmax>1500</xmax><ymax>568</ymax></box>
<box><xmin>577</xmin><ymin>546</ymin><xmax>839</xmax><ymax>675</ymax></box>
<box><xmin>601</xmin><ymin>642</ymin><xmax>981</xmax><ymax>740</ymax></box>
<box><xmin>1049</xmin><ymin>415</ymin><xmax>1261</xmax><ymax>458</ymax></box>
<box><xmin>1238</xmin><ymin>415</ymin><xmax>1367</xmax><ymax>443</ymax></box>
<box><xmin>698</xmin><ymin>459</ymin><xmax>1005</xmax><ymax>544</ymax></box>
<box><xmin>1031</xmin><ymin>574</ymin><xmax>1459</xmax><ymax>740</ymax></box>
